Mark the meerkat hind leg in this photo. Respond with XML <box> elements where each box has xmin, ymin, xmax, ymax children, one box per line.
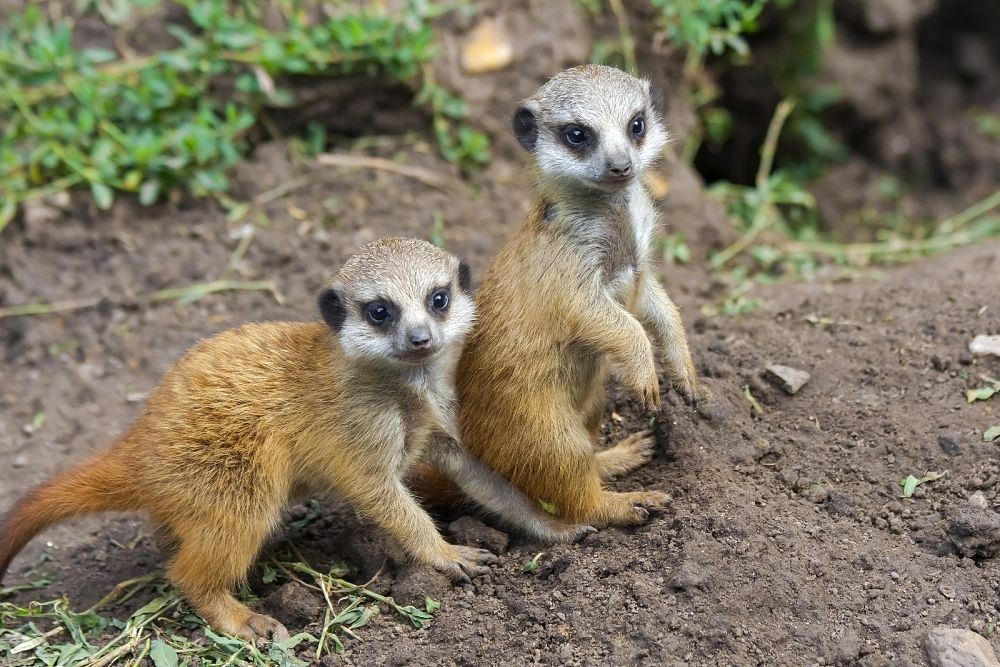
<box><xmin>595</xmin><ymin>430</ymin><xmax>656</xmax><ymax>481</ymax></box>
<box><xmin>166</xmin><ymin>518</ymin><xmax>287</xmax><ymax>645</ymax></box>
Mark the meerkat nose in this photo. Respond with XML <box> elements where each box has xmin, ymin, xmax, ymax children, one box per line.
<box><xmin>408</xmin><ymin>327</ymin><xmax>433</xmax><ymax>349</ymax></box>
<box><xmin>607</xmin><ymin>158</ymin><xmax>633</xmax><ymax>177</ymax></box>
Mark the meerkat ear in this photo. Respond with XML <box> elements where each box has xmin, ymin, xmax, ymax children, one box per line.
<box><xmin>647</xmin><ymin>80</ymin><xmax>665</xmax><ymax>116</ymax></box>
<box><xmin>458</xmin><ymin>261</ymin><xmax>472</xmax><ymax>293</ymax></box>
<box><xmin>318</xmin><ymin>286</ymin><xmax>346</xmax><ymax>332</ymax></box>
<box><xmin>512</xmin><ymin>104</ymin><xmax>539</xmax><ymax>151</ymax></box>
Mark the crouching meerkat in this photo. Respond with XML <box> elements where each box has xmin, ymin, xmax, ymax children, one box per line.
<box><xmin>0</xmin><ymin>238</ymin><xmax>588</xmax><ymax>643</ymax></box>
<box><xmin>449</xmin><ymin>65</ymin><xmax>700</xmax><ymax>527</ymax></box>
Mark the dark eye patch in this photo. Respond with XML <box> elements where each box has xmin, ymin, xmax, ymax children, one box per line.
<box><xmin>559</xmin><ymin>123</ymin><xmax>596</xmax><ymax>155</ymax></box>
<box><xmin>428</xmin><ymin>285</ymin><xmax>451</xmax><ymax>316</ymax></box>
<box><xmin>360</xmin><ymin>299</ymin><xmax>399</xmax><ymax>328</ymax></box>
<box><xmin>629</xmin><ymin>111</ymin><xmax>646</xmax><ymax>145</ymax></box>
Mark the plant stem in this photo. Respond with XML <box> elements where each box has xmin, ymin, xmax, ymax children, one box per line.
<box><xmin>608</xmin><ymin>0</ymin><xmax>637</xmax><ymax>73</ymax></box>
<box><xmin>712</xmin><ymin>99</ymin><xmax>796</xmax><ymax>269</ymax></box>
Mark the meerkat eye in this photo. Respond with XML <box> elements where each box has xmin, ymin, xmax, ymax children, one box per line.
<box><xmin>430</xmin><ymin>289</ymin><xmax>450</xmax><ymax>312</ymax></box>
<box><xmin>365</xmin><ymin>302</ymin><xmax>390</xmax><ymax>326</ymax></box>
<box><xmin>631</xmin><ymin>115</ymin><xmax>645</xmax><ymax>137</ymax></box>
<box><xmin>562</xmin><ymin>125</ymin><xmax>588</xmax><ymax>147</ymax></box>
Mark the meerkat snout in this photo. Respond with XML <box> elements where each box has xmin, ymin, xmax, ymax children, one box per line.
<box><xmin>318</xmin><ymin>238</ymin><xmax>475</xmax><ymax>365</ymax></box>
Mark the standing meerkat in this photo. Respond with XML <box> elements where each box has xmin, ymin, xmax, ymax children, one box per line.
<box><xmin>0</xmin><ymin>238</ymin><xmax>587</xmax><ymax>643</ymax></box>
<box><xmin>449</xmin><ymin>65</ymin><xmax>700</xmax><ymax>527</ymax></box>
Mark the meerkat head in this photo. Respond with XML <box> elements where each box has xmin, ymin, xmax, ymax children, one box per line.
<box><xmin>317</xmin><ymin>238</ymin><xmax>475</xmax><ymax>366</ymax></box>
<box><xmin>512</xmin><ymin>64</ymin><xmax>667</xmax><ymax>195</ymax></box>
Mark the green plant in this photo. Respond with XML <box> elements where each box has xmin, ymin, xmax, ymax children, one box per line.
<box><xmin>0</xmin><ymin>1</ymin><xmax>488</xmax><ymax>231</ymax></box>
<box><xmin>706</xmin><ymin>100</ymin><xmax>1000</xmax><ymax>290</ymax></box>
<box><xmin>650</xmin><ymin>0</ymin><xmax>775</xmax><ymax>61</ymax></box>
<box><xmin>0</xmin><ymin>555</ymin><xmax>443</xmax><ymax>666</ymax></box>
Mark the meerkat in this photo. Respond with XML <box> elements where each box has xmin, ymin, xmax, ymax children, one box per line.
<box><xmin>419</xmin><ymin>65</ymin><xmax>700</xmax><ymax>528</ymax></box>
<box><xmin>0</xmin><ymin>237</ymin><xmax>588</xmax><ymax>643</ymax></box>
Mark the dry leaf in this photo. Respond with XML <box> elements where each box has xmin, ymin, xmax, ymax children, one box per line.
<box><xmin>643</xmin><ymin>171</ymin><xmax>670</xmax><ymax>200</ymax></box>
<box><xmin>461</xmin><ymin>17</ymin><xmax>513</xmax><ymax>75</ymax></box>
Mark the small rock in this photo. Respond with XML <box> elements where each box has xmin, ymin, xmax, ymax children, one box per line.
<box><xmin>969</xmin><ymin>492</ymin><xmax>990</xmax><ymax>510</ymax></box>
<box><xmin>391</xmin><ymin>564</ymin><xmax>452</xmax><ymax>606</ymax></box>
<box><xmin>12</xmin><ymin>454</ymin><xmax>28</xmax><ymax>468</ymax></box>
<box><xmin>763</xmin><ymin>364</ymin><xmax>811</xmax><ymax>395</ymax></box>
<box><xmin>924</xmin><ymin>626</ymin><xmax>1000</xmax><ymax>667</ymax></box>
<box><xmin>835</xmin><ymin>630</ymin><xmax>863</xmax><ymax>663</ymax></box>
<box><xmin>931</xmin><ymin>355</ymin><xmax>951</xmax><ymax>371</ymax></box>
<box><xmin>447</xmin><ymin>516</ymin><xmax>509</xmax><ymax>554</ymax></box>
<box><xmin>939</xmin><ymin>434</ymin><xmax>962</xmax><ymax>457</ymax></box>
<box><xmin>958</xmin><ymin>352</ymin><xmax>975</xmax><ymax>366</ymax></box>
<box><xmin>669</xmin><ymin>560</ymin><xmax>706</xmax><ymax>592</ymax></box>
<box><xmin>970</xmin><ymin>335</ymin><xmax>1000</xmax><ymax>358</ymax></box>
<box><xmin>945</xmin><ymin>507</ymin><xmax>1000</xmax><ymax>559</ymax></box>
<box><xmin>264</xmin><ymin>582</ymin><xmax>322</xmax><ymax>629</ymax></box>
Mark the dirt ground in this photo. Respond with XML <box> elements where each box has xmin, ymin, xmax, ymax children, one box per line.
<box><xmin>2</xmin><ymin>1</ymin><xmax>1000</xmax><ymax>665</ymax></box>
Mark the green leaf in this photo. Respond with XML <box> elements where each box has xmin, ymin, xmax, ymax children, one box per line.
<box><xmin>966</xmin><ymin>385</ymin><xmax>999</xmax><ymax>403</ymax></box>
<box><xmin>0</xmin><ymin>200</ymin><xmax>16</xmax><ymax>234</ymax></box>
<box><xmin>139</xmin><ymin>180</ymin><xmax>161</xmax><ymax>206</ymax></box>
<box><xmin>522</xmin><ymin>552</ymin><xmax>544</xmax><ymax>574</ymax></box>
<box><xmin>899</xmin><ymin>471</ymin><xmax>946</xmax><ymax>498</ymax></box>
<box><xmin>91</xmin><ymin>182</ymin><xmax>114</xmax><ymax>210</ymax></box>
<box><xmin>742</xmin><ymin>385</ymin><xmax>763</xmax><ymax>416</ymax></box>
<box><xmin>538</xmin><ymin>499</ymin><xmax>558</xmax><ymax>515</ymax></box>
<box><xmin>984</xmin><ymin>426</ymin><xmax>1000</xmax><ymax>443</ymax></box>
<box><xmin>424</xmin><ymin>596</ymin><xmax>441</xmax><ymax>614</ymax></box>
<box><xmin>149</xmin><ymin>640</ymin><xmax>179</xmax><ymax>667</ymax></box>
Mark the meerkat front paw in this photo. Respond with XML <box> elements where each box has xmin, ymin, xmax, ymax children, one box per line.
<box><xmin>664</xmin><ymin>347</ymin><xmax>700</xmax><ymax>407</ymax></box>
<box><xmin>622</xmin><ymin>355</ymin><xmax>661</xmax><ymax>411</ymax></box>
<box><xmin>431</xmin><ymin>545</ymin><xmax>498</xmax><ymax>583</ymax></box>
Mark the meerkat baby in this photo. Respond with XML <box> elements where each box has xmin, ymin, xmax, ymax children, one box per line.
<box><xmin>0</xmin><ymin>237</ymin><xmax>587</xmax><ymax>643</ymax></box>
<box><xmin>449</xmin><ymin>65</ymin><xmax>700</xmax><ymax>528</ymax></box>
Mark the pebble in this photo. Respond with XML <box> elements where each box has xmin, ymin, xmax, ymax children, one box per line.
<box><xmin>763</xmin><ymin>364</ymin><xmax>811</xmax><ymax>395</ymax></box>
<box><xmin>970</xmin><ymin>335</ymin><xmax>1000</xmax><ymax>358</ymax></box>
<box><xmin>924</xmin><ymin>626</ymin><xmax>1000</xmax><ymax>667</ymax></box>
<box><xmin>939</xmin><ymin>434</ymin><xmax>962</xmax><ymax>456</ymax></box>
<box><xmin>669</xmin><ymin>560</ymin><xmax>707</xmax><ymax>592</ymax></box>
<box><xmin>969</xmin><ymin>492</ymin><xmax>990</xmax><ymax>510</ymax></box>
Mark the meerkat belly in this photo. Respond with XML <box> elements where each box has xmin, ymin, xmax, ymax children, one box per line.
<box><xmin>562</xmin><ymin>342</ymin><xmax>609</xmax><ymax>409</ymax></box>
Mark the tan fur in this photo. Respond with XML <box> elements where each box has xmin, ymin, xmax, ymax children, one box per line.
<box><xmin>450</xmin><ymin>66</ymin><xmax>699</xmax><ymax>528</ymax></box>
<box><xmin>0</xmin><ymin>238</ymin><xmax>585</xmax><ymax>644</ymax></box>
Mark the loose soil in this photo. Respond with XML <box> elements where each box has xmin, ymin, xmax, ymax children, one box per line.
<box><xmin>1</xmin><ymin>1</ymin><xmax>999</xmax><ymax>665</ymax></box>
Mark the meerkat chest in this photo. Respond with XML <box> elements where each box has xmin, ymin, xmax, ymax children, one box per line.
<box><xmin>398</xmin><ymin>374</ymin><xmax>457</xmax><ymax>466</ymax></box>
<box><xmin>605</xmin><ymin>191</ymin><xmax>656</xmax><ymax>305</ymax></box>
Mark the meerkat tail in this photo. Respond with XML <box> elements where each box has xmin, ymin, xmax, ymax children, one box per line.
<box><xmin>0</xmin><ymin>448</ymin><xmax>134</xmax><ymax>579</ymax></box>
<box><xmin>406</xmin><ymin>463</ymin><xmax>466</xmax><ymax>511</ymax></box>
